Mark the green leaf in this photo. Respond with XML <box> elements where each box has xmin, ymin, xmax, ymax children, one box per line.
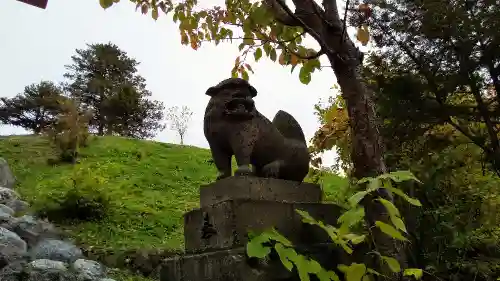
<box><xmin>404</xmin><ymin>268</ymin><xmax>423</xmax><ymax>279</ymax></box>
<box><xmin>317</xmin><ymin>270</ymin><xmax>341</xmax><ymax>281</ymax></box>
<box><xmin>377</xmin><ymin>198</ymin><xmax>400</xmax><ymax>217</ymax></box>
<box><xmin>308</xmin><ymin>259</ymin><xmax>322</xmax><ymax>274</ymax></box>
<box><xmin>242</xmin><ymin>69</ymin><xmax>249</xmax><ymax>81</ymax></box>
<box><xmin>270</xmin><ymin>49</ymin><xmax>277</xmax><ymax>62</ymax></box>
<box><xmin>268</xmin><ymin>227</ymin><xmax>293</xmax><ymax>246</ymax></box>
<box><xmin>99</xmin><ymin>0</ymin><xmax>114</xmax><ymax>9</ymax></box>
<box><xmin>263</xmin><ymin>43</ymin><xmax>272</xmax><ymax>56</ymax></box>
<box><xmin>357</xmin><ymin>177</ymin><xmax>372</xmax><ymax>184</ymax></box>
<box><xmin>387</xmin><ymin>187</ymin><xmax>422</xmax><ymax>206</ymax></box>
<box><xmin>393</xmin><ymin>216</ymin><xmax>407</xmax><ymax>233</ymax></box>
<box><xmin>348</xmin><ymin>191</ymin><xmax>368</xmax><ymax>207</ymax></box>
<box><xmin>366</xmin><ymin>268</ymin><xmax>381</xmax><ymax>276</ymax></box>
<box><xmin>254</xmin><ymin>47</ymin><xmax>263</xmax><ymax>61</ymax></box>
<box><xmin>344</xmin><ymin>233</ymin><xmax>366</xmax><ymax>245</ymax></box>
<box><xmin>337</xmin><ymin>207</ymin><xmax>365</xmax><ymax>228</ymax></box>
<box><xmin>338</xmin><ymin>263</ymin><xmax>366</xmax><ymax>281</ymax></box>
<box><xmin>299</xmin><ymin>65</ymin><xmax>312</xmax><ymax>85</ymax></box>
<box><xmin>379</xmin><ymin>170</ymin><xmax>421</xmax><ymax>183</ymax></box>
<box><xmin>296</xmin><ymin>209</ymin><xmax>317</xmax><ymax>225</ymax></box>
<box><xmin>375</xmin><ymin>221</ymin><xmax>407</xmax><ymax>241</ymax></box>
<box><xmin>294</xmin><ymin>255</ymin><xmax>311</xmax><ymax>281</ymax></box>
<box><xmin>367</xmin><ymin>178</ymin><xmax>381</xmax><ymax>192</ymax></box>
<box><xmin>275</xmin><ymin>243</ymin><xmax>294</xmax><ymax>271</ymax></box>
<box><xmin>246</xmin><ymin>233</ymin><xmax>271</xmax><ymax>258</ymax></box>
<box><xmin>380</xmin><ymin>256</ymin><xmax>401</xmax><ymax>273</ymax></box>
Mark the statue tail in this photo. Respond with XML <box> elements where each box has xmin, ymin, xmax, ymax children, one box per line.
<box><xmin>272</xmin><ymin>110</ymin><xmax>307</xmax><ymax>144</ymax></box>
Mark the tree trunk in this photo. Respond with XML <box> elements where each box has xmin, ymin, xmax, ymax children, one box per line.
<box><xmin>328</xmin><ymin>51</ymin><xmax>406</xmax><ymax>280</ymax></box>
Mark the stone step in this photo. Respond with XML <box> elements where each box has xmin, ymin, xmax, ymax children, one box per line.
<box><xmin>160</xmin><ymin>243</ymin><xmax>361</xmax><ymax>281</ymax></box>
<box><xmin>199</xmin><ymin>176</ymin><xmax>322</xmax><ymax>208</ymax></box>
<box><xmin>183</xmin><ymin>199</ymin><xmax>342</xmax><ymax>252</ymax></box>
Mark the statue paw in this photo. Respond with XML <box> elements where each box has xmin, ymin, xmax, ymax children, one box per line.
<box><xmin>234</xmin><ymin>165</ymin><xmax>253</xmax><ymax>176</ymax></box>
<box><xmin>216</xmin><ymin>171</ymin><xmax>231</xmax><ymax>180</ymax></box>
<box><xmin>262</xmin><ymin>161</ymin><xmax>281</xmax><ymax>178</ymax></box>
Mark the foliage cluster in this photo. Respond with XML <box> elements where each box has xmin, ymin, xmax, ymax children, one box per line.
<box><xmin>247</xmin><ymin>171</ymin><xmax>423</xmax><ymax>281</ymax></box>
<box><xmin>34</xmin><ymin>166</ymin><xmax>111</xmax><ymax>223</ymax></box>
<box><xmin>44</xmin><ymin>99</ymin><xmax>92</xmax><ymax>163</ymax></box>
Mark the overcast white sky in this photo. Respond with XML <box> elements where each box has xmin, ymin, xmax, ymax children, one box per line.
<box><xmin>0</xmin><ymin>0</ymin><xmax>362</xmax><ymax>167</ymax></box>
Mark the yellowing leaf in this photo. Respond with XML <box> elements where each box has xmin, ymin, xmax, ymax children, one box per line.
<box><xmin>290</xmin><ymin>54</ymin><xmax>299</xmax><ymax>66</ymax></box>
<box><xmin>356</xmin><ymin>24</ymin><xmax>370</xmax><ymax>46</ymax></box>
<box><xmin>279</xmin><ymin>52</ymin><xmax>286</xmax><ymax>65</ymax></box>
<box><xmin>180</xmin><ymin>31</ymin><xmax>189</xmax><ymax>45</ymax></box>
<box><xmin>152</xmin><ymin>8</ymin><xmax>159</xmax><ymax>20</ymax></box>
<box><xmin>190</xmin><ymin>40</ymin><xmax>198</xmax><ymax>50</ymax></box>
<box><xmin>99</xmin><ymin>0</ymin><xmax>114</xmax><ymax>9</ymax></box>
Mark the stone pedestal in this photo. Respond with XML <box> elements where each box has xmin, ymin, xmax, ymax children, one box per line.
<box><xmin>160</xmin><ymin>176</ymin><xmax>343</xmax><ymax>281</ymax></box>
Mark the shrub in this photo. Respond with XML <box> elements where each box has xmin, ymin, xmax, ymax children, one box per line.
<box><xmin>34</xmin><ymin>168</ymin><xmax>110</xmax><ymax>223</ymax></box>
<box><xmin>44</xmin><ymin>98</ymin><xmax>91</xmax><ymax>164</ymax></box>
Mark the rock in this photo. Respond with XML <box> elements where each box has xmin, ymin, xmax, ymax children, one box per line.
<box><xmin>29</xmin><ymin>259</ymin><xmax>68</xmax><ymax>271</ymax></box>
<box><xmin>0</xmin><ymin>187</ymin><xmax>18</xmax><ymax>205</ymax></box>
<box><xmin>0</xmin><ymin>204</ymin><xmax>14</xmax><ymax>216</ymax></box>
<box><xmin>0</xmin><ymin>158</ymin><xmax>15</xmax><ymax>190</ymax></box>
<box><xmin>0</xmin><ymin>260</ymin><xmax>28</xmax><ymax>281</ymax></box>
<box><xmin>73</xmin><ymin>259</ymin><xmax>106</xmax><ymax>280</ymax></box>
<box><xmin>0</xmin><ymin>227</ymin><xmax>27</xmax><ymax>269</ymax></box>
<box><xmin>6</xmin><ymin>200</ymin><xmax>29</xmax><ymax>214</ymax></box>
<box><xmin>25</xmin><ymin>262</ymin><xmax>77</xmax><ymax>281</ymax></box>
<box><xmin>13</xmin><ymin>215</ymin><xmax>61</xmax><ymax>248</ymax></box>
<box><xmin>30</xmin><ymin>239</ymin><xmax>83</xmax><ymax>264</ymax></box>
<box><xmin>0</xmin><ymin>210</ymin><xmax>14</xmax><ymax>229</ymax></box>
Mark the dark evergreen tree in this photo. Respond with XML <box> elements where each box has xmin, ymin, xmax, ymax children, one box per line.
<box><xmin>0</xmin><ymin>81</ymin><xmax>66</xmax><ymax>134</ymax></box>
<box><xmin>64</xmin><ymin>42</ymin><xmax>165</xmax><ymax>139</ymax></box>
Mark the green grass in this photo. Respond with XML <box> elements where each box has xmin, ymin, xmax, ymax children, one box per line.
<box><xmin>0</xmin><ymin>135</ymin><xmax>217</xmax><ymax>251</ymax></box>
<box><xmin>0</xmin><ymin>135</ymin><xmax>349</xmax><ymax>254</ymax></box>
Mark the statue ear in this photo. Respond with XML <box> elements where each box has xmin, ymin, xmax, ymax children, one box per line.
<box><xmin>249</xmin><ymin>86</ymin><xmax>257</xmax><ymax>97</ymax></box>
<box><xmin>205</xmin><ymin>86</ymin><xmax>217</xmax><ymax>97</ymax></box>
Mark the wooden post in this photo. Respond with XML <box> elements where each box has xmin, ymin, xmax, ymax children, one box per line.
<box><xmin>16</xmin><ymin>0</ymin><xmax>48</xmax><ymax>9</ymax></box>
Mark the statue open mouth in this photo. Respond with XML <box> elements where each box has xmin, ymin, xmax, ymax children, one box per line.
<box><xmin>224</xmin><ymin>98</ymin><xmax>255</xmax><ymax>117</ymax></box>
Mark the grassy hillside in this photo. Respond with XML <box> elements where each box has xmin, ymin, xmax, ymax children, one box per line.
<box><xmin>0</xmin><ymin>135</ymin><xmax>349</xmax><ymax>255</ymax></box>
<box><xmin>0</xmin><ymin>135</ymin><xmax>218</xmax><ymax>251</ymax></box>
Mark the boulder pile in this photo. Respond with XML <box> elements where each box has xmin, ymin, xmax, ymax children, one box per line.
<box><xmin>0</xmin><ymin>158</ymin><xmax>118</xmax><ymax>281</ymax></box>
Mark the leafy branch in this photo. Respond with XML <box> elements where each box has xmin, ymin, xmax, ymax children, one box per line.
<box><xmin>246</xmin><ymin>170</ymin><xmax>424</xmax><ymax>281</ymax></box>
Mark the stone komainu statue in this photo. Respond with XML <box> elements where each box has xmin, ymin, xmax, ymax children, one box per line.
<box><xmin>203</xmin><ymin>78</ymin><xmax>310</xmax><ymax>182</ymax></box>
